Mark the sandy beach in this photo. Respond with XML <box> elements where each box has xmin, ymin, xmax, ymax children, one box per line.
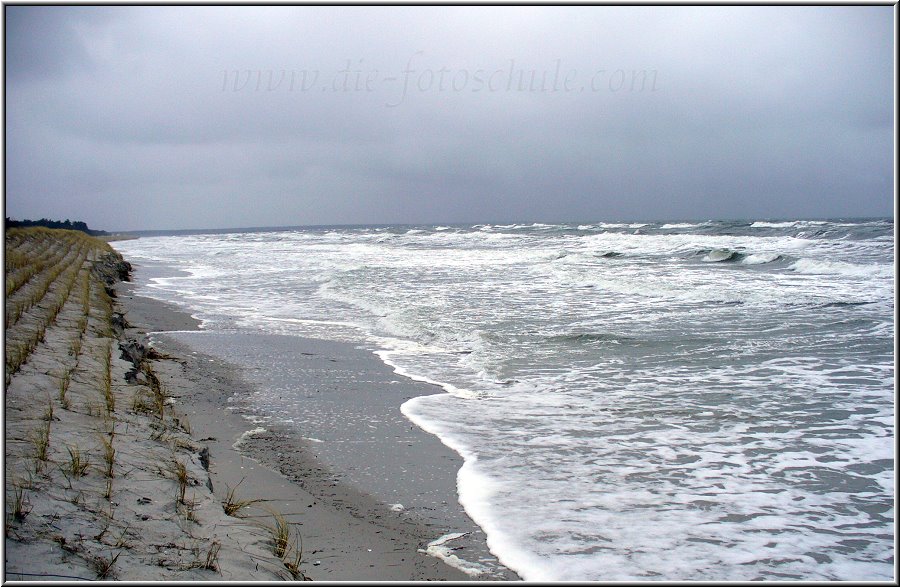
<box><xmin>4</xmin><ymin>228</ymin><xmax>515</xmax><ymax>581</ymax></box>
<box><xmin>117</xmin><ymin>285</ymin><xmax>516</xmax><ymax>580</ymax></box>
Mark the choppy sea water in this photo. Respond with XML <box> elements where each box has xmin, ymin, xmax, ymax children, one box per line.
<box><xmin>114</xmin><ymin>219</ymin><xmax>894</xmax><ymax>581</ymax></box>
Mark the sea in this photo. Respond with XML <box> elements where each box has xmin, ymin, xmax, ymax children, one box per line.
<box><xmin>113</xmin><ymin>218</ymin><xmax>895</xmax><ymax>581</ymax></box>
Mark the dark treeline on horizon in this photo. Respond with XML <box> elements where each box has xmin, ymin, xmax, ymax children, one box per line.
<box><xmin>5</xmin><ymin>217</ymin><xmax>108</xmax><ymax>236</ymax></box>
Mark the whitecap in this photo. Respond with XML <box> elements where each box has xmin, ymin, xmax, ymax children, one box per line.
<box><xmin>742</xmin><ymin>252</ymin><xmax>781</xmax><ymax>265</ymax></box>
<box><xmin>751</xmin><ymin>221</ymin><xmax>797</xmax><ymax>228</ymax></box>
<box><xmin>701</xmin><ymin>248</ymin><xmax>739</xmax><ymax>262</ymax></box>
<box><xmin>788</xmin><ymin>258</ymin><xmax>892</xmax><ymax>278</ymax></box>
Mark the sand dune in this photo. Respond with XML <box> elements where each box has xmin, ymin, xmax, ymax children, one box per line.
<box><xmin>4</xmin><ymin>228</ymin><xmax>302</xmax><ymax>580</ymax></box>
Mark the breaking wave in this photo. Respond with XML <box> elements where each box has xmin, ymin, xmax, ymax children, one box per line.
<box><xmin>699</xmin><ymin>248</ymin><xmax>744</xmax><ymax>263</ymax></box>
<box><xmin>788</xmin><ymin>258</ymin><xmax>892</xmax><ymax>278</ymax></box>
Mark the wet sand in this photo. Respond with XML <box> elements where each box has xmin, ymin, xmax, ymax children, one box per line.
<box><xmin>117</xmin><ymin>280</ymin><xmax>518</xmax><ymax>580</ymax></box>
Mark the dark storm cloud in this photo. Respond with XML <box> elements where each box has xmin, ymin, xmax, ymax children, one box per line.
<box><xmin>5</xmin><ymin>6</ymin><xmax>111</xmax><ymax>82</ymax></box>
<box><xmin>4</xmin><ymin>5</ymin><xmax>893</xmax><ymax>230</ymax></box>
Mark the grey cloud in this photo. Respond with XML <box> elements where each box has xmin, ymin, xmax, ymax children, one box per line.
<box><xmin>4</xmin><ymin>5</ymin><xmax>893</xmax><ymax>231</ymax></box>
<box><xmin>6</xmin><ymin>6</ymin><xmax>104</xmax><ymax>81</ymax></box>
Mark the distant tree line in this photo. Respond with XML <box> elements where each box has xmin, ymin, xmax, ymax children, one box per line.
<box><xmin>5</xmin><ymin>217</ymin><xmax>109</xmax><ymax>236</ymax></box>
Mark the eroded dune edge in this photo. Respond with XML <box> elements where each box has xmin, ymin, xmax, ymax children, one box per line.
<box><xmin>4</xmin><ymin>227</ymin><xmax>309</xmax><ymax>581</ymax></box>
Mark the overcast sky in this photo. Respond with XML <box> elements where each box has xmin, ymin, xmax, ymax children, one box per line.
<box><xmin>4</xmin><ymin>6</ymin><xmax>894</xmax><ymax>231</ymax></box>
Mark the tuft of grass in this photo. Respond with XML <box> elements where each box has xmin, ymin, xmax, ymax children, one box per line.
<box><xmin>180</xmin><ymin>494</ymin><xmax>199</xmax><ymax>524</ymax></box>
<box><xmin>15</xmin><ymin>469</ymin><xmax>35</xmax><ymax>491</ymax></box>
<box><xmin>101</xmin><ymin>341</ymin><xmax>114</xmax><ymax>414</ymax></box>
<box><xmin>153</xmin><ymin>392</ymin><xmax>166</xmax><ymax>422</ymax></box>
<box><xmin>9</xmin><ymin>481</ymin><xmax>32</xmax><ymax>522</ymax></box>
<box><xmin>172</xmin><ymin>459</ymin><xmax>188</xmax><ymax>505</ymax></box>
<box><xmin>113</xmin><ymin>525</ymin><xmax>131</xmax><ymax>549</ymax></box>
<box><xmin>76</xmin><ymin>315</ymin><xmax>88</xmax><ymax>339</ymax></box>
<box><xmin>69</xmin><ymin>490</ymin><xmax>84</xmax><ymax>506</ymax></box>
<box><xmin>94</xmin><ymin>284</ymin><xmax>115</xmax><ymax>336</ymax></box>
<box><xmin>130</xmin><ymin>389</ymin><xmax>154</xmax><ymax>415</ymax></box>
<box><xmin>183</xmin><ymin>539</ymin><xmax>221</xmax><ymax>571</ymax></box>
<box><xmin>142</xmin><ymin>364</ymin><xmax>167</xmax><ymax>422</ymax></box>
<box><xmin>99</xmin><ymin>435</ymin><xmax>115</xmax><ymax>478</ymax></box>
<box><xmin>65</xmin><ymin>444</ymin><xmax>90</xmax><ymax>478</ymax></box>
<box><xmin>283</xmin><ymin>528</ymin><xmax>308</xmax><ymax>580</ymax></box>
<box><xmin>59</xmin><ymin>367</ymin><xmax>73</xmax><ymax>407</ymax></box>
<box><xmin>268</xmin><ymin>510</ymin><xmax>291</xmax><ymax>559</ymax></box>
<box><xmin>81</xmin><ymin>270</ymin><xmax>91</xmax><ymax>317</ymax></box>
<box><xmin>91</xmin><ymin>549</ymin><xmax>122</xmax><ymax>580</ymax></box>
<box><xmin>69</xmin><ymin>335</ymin><xmax>83</xmax><ymax>358</ymax></box>
<box><xmin>94</xmin><ymin>523</ymin><xmax>109</xmax><ymax>544</ymax></box>
<box><xmin>85</xmin><ymin>401</ymin><xmax>102</xmax><ymax>418</ymax></box>
<box><xmin>42</xmin><ymin>397</ymin><xmax>54</xmax><ymax>422</ymax></box>
<box><xmin>222</xmin><ymin>479</ymin><xmax>263</xmax><ymax>517</ymax></box>
<box><xmin>202</xmin><ymin>541</ymin><xmax>221</xmax><ymax>571</ymax></box>
<box><xmin>31</xmin><ymin>421</ymin><xmax>51</xmax><ymax>469</ymax></box>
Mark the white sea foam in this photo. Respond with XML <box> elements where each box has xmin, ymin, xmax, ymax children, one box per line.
<box><xmin>377</xmin><ymin>348</ymin><xmax>481</xmax><ymax>400</ymax></box>
<box><xmin>701</xmin><ymin>248</ymin><xmax>737</xmax><ymax>262</ymax></box>
<box><xmin>661</xmin><ymin>222</ymin><xmax>698</xmax><ymax>229</ymax></box>
<box><xmin>420</xmin><ymin>533</ymin><xmax>490</xmax><ymax>576</ymax></box>
<box><xmin>112</xmin><ymin>220</ymin><xmax>895</xmax><ymax>581</ymax></box>
<box><xmin>232</xmin><ymin>427</ymin><xmax>266</xmax><ymax>449</ymax></box>
<box><xmin>751</xmin><ymin>221</ymin><xmax>798</xmax><ymax>228</ymax></box>
<box><xmin>742</xmin><ymin>252</ymin><xmax>781</xmax><ymax>265</ymax></box>
<box><xmin>788</xmin><ymin>258</ymin><xmax>892</xmax><ymax>277</ymax></box>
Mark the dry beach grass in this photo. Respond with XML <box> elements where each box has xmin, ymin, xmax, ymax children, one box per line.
<box><xmin>4</xmin><ymin>227</ymin><xmax>309</xmax><ymax>580</ymax></box>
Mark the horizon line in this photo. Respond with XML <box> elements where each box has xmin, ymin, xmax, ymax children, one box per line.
<box><xmin>112</xmin><ymin>215</ymin><xmax>893</xmax><ymax>235</ymax></box>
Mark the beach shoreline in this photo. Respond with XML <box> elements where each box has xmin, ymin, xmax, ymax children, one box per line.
<box><xmin>4</xmin><ymin>229</ymin><xmax>515</xmax><ymax>581</ymax></box>
<box><xmin>116</xmin><ymin>278</ymin><xmax>519</xmax><ymax>580</ymax></box>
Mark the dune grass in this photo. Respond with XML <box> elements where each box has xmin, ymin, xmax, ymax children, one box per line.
<box><xmin>59</xmin><ymin>367</ymin><xmax>74</xmax><ymax>409</ymax></box>
<box><xmin>171</xmin><ymin>458</ymin><xmax>189</xmax><ymax>505</ymax></box>
<box><xmin>5</xmin><ymin>227</ymin><xmax>311</xmax><ymax>580</ymax></box>
<box><xmin>99</xmin><ymin>435</ymin><xmax>116</xmax><ymax>479</ymax></box>
<box><xmin>5</xmin><ymin>228</ymin><xmax>114</xmax><ymax>383</ymax></box>
<box><xmin>268</xmin><ymin>509</ymin><xmax>291</xmax><ymax>559</ymax></box>
<box><xmin>201</xmin><ymin>541</ymin><xmax>221</xmax><ymax>571</ymax></box>
<box><xmin>9</xmin><ymin>480</ymin><xmax>32</xmax><ymax>522</ymax></box>
<box><xmin>222</xmin><ymin>479</ymin><xmax>264</xmax><ymax>517</ymax></box>
<box><xmin>30</xmin><ymin>421</ymin><xmax>51</xmax><ymax>470</ymax></box>
<box><xmin>101</xmin><ymin>341</ymin><xmax>114</xmax><ymax>414</ymax></box>
<box><xmin>91</xmin><ymin>549</ymin><xmax>122</xmax><ymax>580</ymax></box>
<box><xmin>283</xmin><ymin>528</ymin><xmax>307</xmax><ymax>580</ymax></box>
<box><xmin>264</xmin><ymin>507</ymin><xmax>310</xmax><ymax>579</ymax></box>
<box><xmin>64</xmin><ymin>444</ymin><xmax>91</xmax><ymax>478</ymax></box>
